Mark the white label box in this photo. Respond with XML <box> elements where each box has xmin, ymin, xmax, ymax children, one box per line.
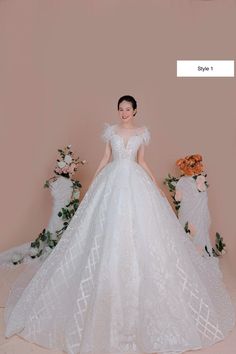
<box><xmin>177</xmin><ymin>60</ymin><xmax>234</xmax><ymax>77</ymax></box>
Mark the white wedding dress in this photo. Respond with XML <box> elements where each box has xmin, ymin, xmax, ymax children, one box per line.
<box><xmin>4</xmin><ymin>123</ymin><xmax>235</xmax><ymax>354</ymax></box>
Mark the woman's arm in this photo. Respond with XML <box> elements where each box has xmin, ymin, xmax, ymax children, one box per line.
<box><xmin>137</xmin><ymin>144</ymin><xmax>166</xmax><ymax>197</ymax></box>
<box><xmin>90</xmin><ymin>141</ymin><xmax>112</xmax><ymax>183</ymax></box>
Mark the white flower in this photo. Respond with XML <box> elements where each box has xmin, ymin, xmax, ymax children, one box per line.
<box><xmin>12</xmin><ymin>253</ymin><xmax>23</xmax><ymax>263</ymax></box>
<box><xmin>73</xmin><ymin>191</ymin><xmax>80</xmax><ymax>199</ymax></box>
<box><xmin>58</xmin><ymin>160</ymin><xmax>66</xmax><ymax>168</ymax></box>
<box><xmin>171</xmin><ymin>181</ymin><xmax>177</xmax><ymax>187</ymax></box>
<box><xmin>50</xmin><ymin>233</ymin><xmax>58</xmax><ymax>241</ymax></box>
<box><xmin>64</xmin><ymin>155</ymin><xmax>72</xmax><ymax>164</ymax></box>
<box><xmin>29</xmin><ymin>247</ymin><xmax>38</xmax><ymax>256</ymax></box>
<box><xmin>45</xmin><ymin>246</ymin><xmax>52</xmax><ymax>252</ymax></box>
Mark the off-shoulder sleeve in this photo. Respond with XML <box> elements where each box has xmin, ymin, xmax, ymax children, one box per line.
<box><xmin>141</xmin><ymin>127</ymin><xmax>151</xmax><ymax>145</ymax></box>
<box><xmin>101</xmin><ymin>123</ymin><xmax>114</xmax><ymax>143</ymax></box>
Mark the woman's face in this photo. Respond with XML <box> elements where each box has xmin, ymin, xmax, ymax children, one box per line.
<box><xmin>118</xmin><ymin>100</ymin><xmax>137</xmax><ymax>123</ymax></box>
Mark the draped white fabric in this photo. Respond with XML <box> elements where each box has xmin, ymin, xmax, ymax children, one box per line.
<box><xmin>47</xmin><ymin>176</ymin><xmax>75</xmax><ymax>233</ymax></box>
<box><xmin>0</xmin><ymin>176</ymin><xmax>75</xmax><ymax>267</ymax></box>
<box><xmin>4</xmin><ymin>123</ymin><xmax>235</xmax><ymax>354</ymax></box>
<box><xmin>176</xmin><ymin>176</ymin><xmax>213</xmax><ymax>256</ymax></box>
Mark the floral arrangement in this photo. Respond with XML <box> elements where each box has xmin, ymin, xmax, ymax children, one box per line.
<box><xmin>11</xmin><ymin>145</ymin><xmax>86</xmax><ymax>265</ymax></box>
<box><xmin>176</xmin><ymin>154</ymin><xmax>209</xmax><ymax>192</ymax></box>
<box><xmin>163</xmin><ymin>153</ymin><xmax>226</xmax><ymax>257</ymax></box>
<box><xmin>44</xmin><ymin>144</ymin><xmax>86</xmax><ymax>187</ymax></box>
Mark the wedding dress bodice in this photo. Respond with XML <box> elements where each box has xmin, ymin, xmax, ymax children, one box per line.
<box><xmin>101</xmin><ymin>123</ymin><xmax>151</xmax><ymax>161</ymax></box>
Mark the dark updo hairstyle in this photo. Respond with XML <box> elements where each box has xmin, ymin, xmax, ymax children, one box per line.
<box><xmin>117</xmin><ymin>95</ymin><xmax>137</xmax><ymax>116</ymax></box>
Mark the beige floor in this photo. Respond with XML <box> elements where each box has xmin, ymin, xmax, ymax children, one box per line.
<box><xmin>0</xmin><ymin>255</ymin><xmax>236</xmax><ymax>354</ymax></box>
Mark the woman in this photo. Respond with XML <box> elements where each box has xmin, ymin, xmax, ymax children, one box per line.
<box><xmin>4</xmin><ymin>95</ymin><xmax>235</xmax><ymax>354</ymax></box>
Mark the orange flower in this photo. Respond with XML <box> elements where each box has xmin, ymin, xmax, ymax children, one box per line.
<box><xmin>176</xmin><ymin>154</ymin><xmax>204</xmax><ymax>175</ymax></box>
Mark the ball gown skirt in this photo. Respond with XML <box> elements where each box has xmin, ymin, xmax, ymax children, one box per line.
<box><xmin>4</xmin><ymin>123</ymin><xmax>235</xmax><ymax>354</ymax></box>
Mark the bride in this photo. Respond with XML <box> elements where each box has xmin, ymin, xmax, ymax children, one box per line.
<box><xmin>4</xmin><ymin>95</ymin><xmax>235</xmax><ymax>354</ymax></box>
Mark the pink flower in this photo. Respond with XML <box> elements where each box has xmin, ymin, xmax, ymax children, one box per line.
<box><xmin>68</xmin><ymin>164</ymin><xmax>76</xmax><ymax>174</ymax></box>
<box><xmin>196</xmin><ymin>181</ymin><xmax>207</xmax><ymax>192</ymax></box>
<box><xmin>174</xmin><ymin>189</ymin><xmax>182</xmax><ymax>202</ymax></box>
<box><xmin>62</xmin><ymin>166</ymin><xmax>69</xmax><ymax>173</ymax></box>
<box><xmin>195</xmin><ymin>244</ymin><xmax>204</xmax><ymax>255</ymax></box>
<box><xmin>188</xmin><ymin>223</ymin><xmax>196</xmax><ymax>237</ymax></box>
<box><xmin>196</xmin><ymin>175</ymin><xmax>207</xmax><ymax>192</ymax></box>
<box><xmin>196</xmin><ymin>175</ymin><xmax>206</xmax><ymax>183</ymax></box>
<box><xmin>54</xmin><ymin>166</ymin><xmax>62</xmax><ymax>173</ymax></box>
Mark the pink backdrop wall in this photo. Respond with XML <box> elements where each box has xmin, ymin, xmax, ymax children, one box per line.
<box><xmin>1</xmin><ymin>0</ymin><xmax>235</xmax><ymax>269</ymax></box>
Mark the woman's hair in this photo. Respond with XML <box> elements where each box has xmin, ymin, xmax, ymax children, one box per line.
<box><xmin>117</xmin><ymin>95</ymin><xmax>137</xmax><ymax>116</ymax></box>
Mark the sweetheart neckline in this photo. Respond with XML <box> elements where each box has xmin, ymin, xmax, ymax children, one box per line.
<box><xmin>112</xmin><ymin>130</ymin><xmax>145</xmax><ymax>150</ymax></box>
